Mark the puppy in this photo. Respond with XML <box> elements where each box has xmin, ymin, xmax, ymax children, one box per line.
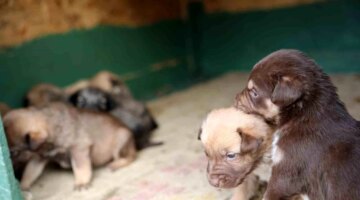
<box><xmin>64</xmin><ymin>71</ymin><xmax>131</xmax><ymax>97</ymax></box>
<box><xmin>24</xmin><ymin>84</ymin><xmax>66</xmax><ymax>107</ymax></box>
<box><xmin>235</xmin><ymin>49</ymin><xmax>360</xmax><ymax>200</ymax></box>
<box><xmin>66</xmin><ymin>71</ymin><xmax>161</xmax><ymax>150</ymax></box>
<box><xmin>0</xmin><ymin>102</ymin><xmax>11</xmax><ymax>117</ymax></box>
<box><xmin>199</xmin><ymin>107</ymin><xmax>274</xmax><ymax>200</ymax></box>
<box><xmin>4</xmin><ymin>103</ymin><xmax>136</xmax><ymax>190</ymax></box>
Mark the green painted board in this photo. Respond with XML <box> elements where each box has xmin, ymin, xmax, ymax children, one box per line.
<box><xmin>199</xmin><ymin>0</ymin><xmax>360</xmax><ymax>77</ymax></box>
<box><xmin>0</xmin><ymin>117</ymin><xmax>23</xmax><ymax>200</ymax></box>
<box><xmin>0</xmin><ymin>20</ymin><xmax>193</xmax><ymax>108</ymax></box>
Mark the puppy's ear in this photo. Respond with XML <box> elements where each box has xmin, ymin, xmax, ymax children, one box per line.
<box><xmin>104</xmin><ymin>93</ymin><xmax>117</xmax><ymax>111</ymax></box>
<box><xmin>68</xmin><ymin>91</ymin><xmax>80</xmax><ymax>105</ymax></box>
<box><xmin>237</xmin><ymin>128</ymin><xmax>263</xmax><ymax>154</ymax></box>
<box><xmin>271</xmin><ymin>76</ymin><xmax>302</xmax><ymax>107</ymax></box>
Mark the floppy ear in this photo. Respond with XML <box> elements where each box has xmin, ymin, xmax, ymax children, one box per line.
<box><xmin>104</xmin><ymin>93</ymin><xmax>117</xmax><ymax>111</ymax></box>
<box><xmin>68</xmin><ymin>91</ymin><xmax>80</xmax><ymax>105</ymax></box>
<box><xmin>271</xmin><ymin>76</ymin><xmax>302</xmax><ymax>107</ymax></box>
<box><xmin>237</xmin><ymin>128</ymin><xmax>263</xmax><ymax>154</ymax></box>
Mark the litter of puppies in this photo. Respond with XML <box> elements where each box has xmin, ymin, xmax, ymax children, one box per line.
<box><xmin>3</xmin><ymin>70</ymin><xmax>160</xmax><ymax>190</ymax></box>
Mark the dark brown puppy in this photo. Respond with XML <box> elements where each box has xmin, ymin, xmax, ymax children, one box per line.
<box><xmin>236</xmin><ymin>49</ymin><xmax>360</xmax><ymax>200</ymax></box>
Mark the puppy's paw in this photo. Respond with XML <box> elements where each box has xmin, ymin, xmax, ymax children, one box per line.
<box><xmin>107</xmin><ymin>158</ymin><xmax>132</xmax><ymax>171</ymax></box>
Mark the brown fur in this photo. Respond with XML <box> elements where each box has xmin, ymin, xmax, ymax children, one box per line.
<box><xmin>25</xmin><ymin>84</ymin><xmax>66</xmax><ymax>107</ymax></box>
<box><xmin>3</xmin><ymin>103</ymin><xmax>136</xmax><ymax>190</ymax></box>
<box><xmin>199</xmin><ymin>107</ymin><xmax>274</xmax><ymax>199</ymax></box>
<box><xmin>235</xmin><ymin>49</ymin><xmax>360</xmax><ymax>200</ymax></box>
<box><xmin>0</xmin><ymin>102</ymin><xmax>11</xmax><ymax>117</ymax></box>
<box><xmin>64</xmin><ymin>71</ymin><xmax>132</xmax><ymax>97</ymax></box>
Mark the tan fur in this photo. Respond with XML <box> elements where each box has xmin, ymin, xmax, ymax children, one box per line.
<box><xmin>26</xmin><ymin>84</ymin><xmax>66</xmax><ymax>107</ymax></box>
<box><xmin>3</xmin><ymin>103</ymin><xmax>136</xmax><ymax>190</ymax></box>
<box><xmin>64</xmin><ymin>71</ymin><xmax>131</xmax><ymax>97</ymax></box>
<box><xmin>200</xmin><ymin>107</ymin><xmax>274</xmax><ymax>199</ymax></box>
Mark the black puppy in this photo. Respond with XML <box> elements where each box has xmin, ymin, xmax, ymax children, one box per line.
<box><xmin>69</xmin><ymin>87</ymin><xmax>162</xmax><ymax>150</ymax></box>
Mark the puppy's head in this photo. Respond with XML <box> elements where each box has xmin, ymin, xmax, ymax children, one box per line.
<box><xmin>68</xmin><ymin>87</ymin><xmax>117</xmax><ymax>111</ymax></box>
<box><xmin>199</xmin><ymin>107</ymin><xmax>273</xmax><ymax>188</ymax></box>
<box><xmin>3</xmin><ymin>109</ymin><xmax>48</xmax><ymax>151</ymax></box>
<box><xmin>235</xmin><ymin>49</ymin><xmax>321</xmax><ymax>123</ymax></box>
<box><xmin>90</xmin><ymin>71</ymin><xmax>131</xmax><ymax>97</ymax></box>
<box><xmin>25</xmin><ymin>84</ymin><xmax>66</xmax><ymax>107</ymax></box>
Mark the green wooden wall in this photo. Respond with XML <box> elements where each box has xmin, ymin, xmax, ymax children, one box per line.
<box><xmin>0</xmin><ymin>21</ymin><xmax>193</xmax><ymax>107</ymax></box>
<box><xmin>0</xmin><ymin>0</ymin><xmax>359</xmax><ymax>107</ymax></box>
<box><xmin>199</xmin><ymin>0</ymin><xmax>360</xmax><ymax>77</ymax></box>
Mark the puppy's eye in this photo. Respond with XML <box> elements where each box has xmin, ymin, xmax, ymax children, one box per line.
<box><xmin>249</xmin><ymin>89</ymin><xmax>258</xmax><ymax>98</ymax></box>
<box><xmin>226</xmin><ymin>152</ymin><xmax>237</xmax><ymax>161</ymax></box>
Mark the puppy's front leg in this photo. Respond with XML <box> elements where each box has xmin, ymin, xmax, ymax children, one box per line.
<box><xmin>232</xmin><ymin>173</ymin><xmax>259</xmax><ymax>200</ymax></box>
<box><xmin>20</xmin><ymin>156</ymin><xmax>48</xmax><ymax>190</ymax></box>
<box><xmin>70</xmin><ymin>146</ymin><xmax>92</xmax><ymax>190</ymax></box>
<box><xmin>262</xmin><ymin>167</ymin><xmax>303</xmax><ymax>200</ymax></box>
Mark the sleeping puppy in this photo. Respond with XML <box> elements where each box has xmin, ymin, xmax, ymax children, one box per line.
<box><xmin>24</xmin><ymin>84</ymin><xmax>66</xmax><ymax>107</ymax></box>
<box><xmin>198</xmin><ymin>107</ymin><xmax>274</xmax><ymax>200</ymax></box>
<box><xmin>4</xmin><ymin>103</ymin><xmax>136</xmax><ymax>190</ymax></box>
<box><xmin>66</xmin><ymin>71</ymin><xmax>160</xmax><ymax>150</ymax></box>
<box><xmin>64</xmin><ymin>71</ymin><xmax>131</xmax><ymax>97</ymax></box>
<box><xmin>235</xmin><ymin>49</ymin><xmax>360</xmax><ymax>200</ymax></box>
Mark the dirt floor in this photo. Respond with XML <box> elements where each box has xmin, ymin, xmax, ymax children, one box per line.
<box><xmin>22</xmin><ymin>72</ymin><xmax>360</xmax><ymax>200</ymax></box>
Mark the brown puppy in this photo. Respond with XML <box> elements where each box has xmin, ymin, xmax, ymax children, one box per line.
<box><xmin>235</xmin><ymin>49</ymin><xmax>360</xmax><ymax>200</ymax></box>
<box><xmin>4</xmin><ymin>103</ymin><xmax>136</xmax><ymax>190</ymax></box>
<box><xmin>24</xmin><ymin>84</ymin><xmax>66</xmax><ymax>107</ymax></box>
<box><xmin>199</xmin><ymin>107</ymin><xmax>274</xmax><ymax>200</ymax></box>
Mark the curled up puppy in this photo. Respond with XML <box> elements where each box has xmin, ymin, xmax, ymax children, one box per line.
<box><xmin>198</xmin><ymin>107</ymin><xmax>274</xmax><ymax>200</ymax></box>
<box><xmin>66</xmin><ymin>71</ymin><xmax>161</xmax><ymax>150</ymax></box>
<box><xmin>4</xmin><ymin>103</ymin><xmax>136</xmax><ymax>190</ymax></box>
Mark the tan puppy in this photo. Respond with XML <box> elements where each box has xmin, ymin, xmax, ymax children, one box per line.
<box><xmin>4</xmin><ymin>103</ymin><xmax>136</xmax><ymax>190</ymax></box>
<box><xmin>64</xmin><ymin>71</ymin><xmax>131</xmax><ymax>96</ymax></box>
<box><xmin>198</xmin><ymin>107</ymin><xmax>274</xmax><ymax>200</ymax></box>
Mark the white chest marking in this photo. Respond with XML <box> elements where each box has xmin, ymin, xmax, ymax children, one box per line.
<box><xmin>301</xmin><ymin>194</ymin><xmax>310</xmax><ymax>200</ymax></box>
<box><xmin>271</xmin><ymin>131</ymin><xmax>283</xmax><ymax>165</ymax></box>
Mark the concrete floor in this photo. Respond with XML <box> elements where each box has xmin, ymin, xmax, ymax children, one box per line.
<box><xmin>23</xmin><ymin>73</ymin><xmax>360</xmax><ymax>200</ymax></box>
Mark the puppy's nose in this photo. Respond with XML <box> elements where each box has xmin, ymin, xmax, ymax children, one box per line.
<box><xmin>209</xmin><ymin>174</ymin><xmax>228</xmax><ymax>187</ymax></box>
<box><xmin>209</xmin><ymin>175</ymin><xmax>220</xmax><ymax>187</ymax></box>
